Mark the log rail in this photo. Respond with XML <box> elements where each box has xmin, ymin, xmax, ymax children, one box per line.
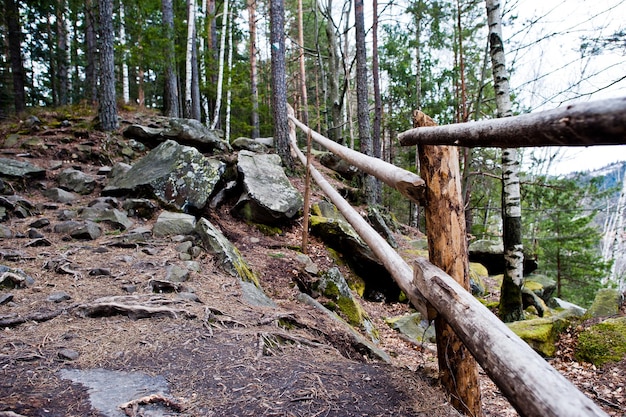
<box><xmin>287</xmin><ymin>98</ymin><xmax>615</xmax><ymax>417</ymax></box>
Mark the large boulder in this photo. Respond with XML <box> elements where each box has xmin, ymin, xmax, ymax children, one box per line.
<box><xmin>586</xmin><ymin>288</ymin><xmax>624</xmax><ymax>318</ymax></box>
<box><xmin>507</xmin><ymin>315</ymin><xmax>571</xmax><ymax>357</ymax></box>
<box><xmin>232</xmin><ymin>150</ymin><xmax>303</xmax><ymax>224</ymax></box>
<box><xmin>123</xmin><ymin>118</ymin><xmax>232</xmax><ymax>154</ymax></box>
<box><xmin>468</xmin><ymin>239</ymin><xmax>538</xmax><ymax>275</ymax></box>
<box><xmin>194</xmin><ymin>217</ymin><xmax>275</xmax><ymax>307</ymax></box>
<box><xmin>309</xmin><ymin>201</ymin><xmax>400</xmax><ymax>301</ymax></box>
<box><xmin>575</xmin><ymin>317</ymin><xmax>626</xmax><ymax>366</ymax></box>
<box><xmin>0</xmin><ymin>158</ymin><xmax>46</xmax><ymax>179</ymax></box>
<box><xmin>103</xmin><ymin>140</ymin><xmax>226</xmax><ymax>212</ymax></box>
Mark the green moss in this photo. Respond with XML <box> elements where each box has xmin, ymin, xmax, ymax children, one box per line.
<box><xmin>231</xmin><ymin>247</ymin><xmax>260</xmax><ymax>287</ymax></box>
<box><xmin>322</xmin><ymin>281</ymin><xmax>341</xmax><ymax>298</ymax></box>
<box><xmin>253</xmin><ymin>223</ymin><xmax>282</xmax><ymax>236</ymax></box>
<box><xmin>575</xmin><ymin>317</ymin><xmax>626</xmax><ymax>366</ymax></box>
<box><xmin>336</xmin><ymin>295</ymin><xmax>364</xmax><ymax>327</ymax></box>
<box><xmin>524</xmin><ymin>280</ymin><xmax>543</xmax><ymax>292</ymax></box>
<box><xmin>347</xmin><ymin>276</ymin><xmax>366</xmax><ymax>297</ymax></box>
<box><xmin>469</xmin><ymin>262</ymin><xmax>488</xmax><ymax>278</ymax></box>
<box><xmin>507</xmin><ymin>317</ymin><xmax>570</xmax><ymax>357</ymax></box>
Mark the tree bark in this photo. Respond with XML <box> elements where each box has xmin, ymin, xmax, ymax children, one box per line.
<box><xmin>247</xmin><ymin>0</ymin><xmax>260</xmax><ymax>138</ymax></box>
<box><xmin>269</xmin><ymin>0</ymin><xmax>294</xmax><ymax>171</ymax></box>
<box><xmin>97</xmin><ymin>0</ymin><xmax>118</xmax><ymax>131</ymax></box>
<box><xmin>486</xmin><ymin>0</ymin><xmax>524</xmax><ymax>323</ymax></box>
<box><xmin>5</xmin><ymin>0</ymin><xmax>26</xmax><ymax>113</ymax></box>
<box><xmin>56</xmin><ymin>0</ymin><xmax>69</xmax><ymax>106</ymax></box>
<box><xmin>412</xmin><ymin>258</ymin><xmax>609</xmax><ymax>417</ymax></box>
<box><xmin>414</xmin><ymin>110</ymin><xmax>483</xmax><ymax>417</ymax></box>
<box><xmin>184</xmin><ymin>0</ymin><xmax>197</xmax><ymax>119</ymax></box>
<box><xmin>354</xmin><ymin>0</ymin><xmax>381</xmax><ymax>205</ymax></box>
<box><xmin>84</xmin><ymin>0</ymin><xmax>98</xmax><ymax>105</ymax></box>
<box><xmin>211</xmin><ymin>0</ymin><xmax>229</xmax><ymax>129</ymax></box>
<box><xmin>162</xmin><ymin>0</ymin><xmax>180</xmax><ymax>117</ymax></box>
<box><xmin>398</xmin><ymin>97</ymin><xmax>626</xmax><ymax>148</ymax></box>
<box><xmin>371</xmin><ymin>0</ymin><xmax>382</xmax><ymax>159</ymax></box>
<box><xmin>119</xmin><ymin>2</ymin><xmax>130</xmax><ymax>105</ymax></box>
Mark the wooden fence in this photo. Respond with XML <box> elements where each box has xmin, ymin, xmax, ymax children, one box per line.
<box><xmin>286</xmin><ymin>98</ymin><xmax>626</xmax><ymax>417</ymax></box>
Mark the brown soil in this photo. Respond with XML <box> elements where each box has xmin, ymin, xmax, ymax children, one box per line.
<box><xmin>0</xmin><ymin>109</ymin><xmax>624</xmax><ymax>417</ymax></box>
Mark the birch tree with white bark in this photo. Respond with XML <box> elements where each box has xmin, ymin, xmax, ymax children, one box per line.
<box><xmin>486</xmin><ymin>0</ymin><xmax>524</xmax><ymax>322</ymax></box>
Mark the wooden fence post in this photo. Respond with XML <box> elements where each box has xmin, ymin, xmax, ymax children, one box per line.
<box><xmin>414</xmin><ymin>110</ymin><xmax>483</xmax><ymax>416</ymax></box>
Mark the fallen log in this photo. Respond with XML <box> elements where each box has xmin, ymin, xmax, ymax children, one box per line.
<box><xmin>287</xmin><ymin>129</ymin><xmax>428</xmax><ymax>319</ymax></box>
<box><xmin>289</xmin><ymin>114</ymin><xmax>426</xmax><ymax>205</ymax></box>
<box><xmin>398</xmin><ymin>97</ymin><xmax>626</xmax><ymax>148</ymax></box>
<box><xmin>413</xmin><ymin>257</ymin><xmax>609</xmax><ymax>417</ymax></box>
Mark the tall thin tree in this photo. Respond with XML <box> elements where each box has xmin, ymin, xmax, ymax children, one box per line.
<box><xmin>355</xmin><ymin>0</ymin><xmax>381</xmax><ymax>204</ymax></box>
<box><xmin>162</xmin><ymin>0</ymin><xmax>180</xmax><ymax>117</ymax></box>
<box><xmin>98</xmin><ymin>0</ymin><xmax>118</xmax><ymax>131</ymax></box>
<box><xmin>84</xmin><ymin>0</ymin><xmax>98</xmax><ymax>104</ymax></box>
<box><xmin>5</xmin><ymin>0</ymin><xmax>26</xmax><ymax>113</ymax></box>
<box><xmin>269</xmin><ymin>0</ymin><xmax>294</xmax><ymax>171</ymax></box>
<box><xmin>486</xmin><ymin>0</ymin><xmax>524</xmax><ymax>322</ymax></box>
<box><xmin>211</xmin><ymin>0</ymin><xmax>229</xmax><ymax>129</ymax></box>
<box><xmin>247</xmin><ymin>0</ymin><xmax>260</xmax><ymax>138</ymax></box>
<box><xmin>184</xmin><ymin>0</ymin><xmax>197</xmax><ymax>118</ymax></box>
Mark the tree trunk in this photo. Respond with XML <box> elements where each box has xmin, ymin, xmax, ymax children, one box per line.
<box><xmin>371</xmin><ymin>0</ymin><xmax>382</xmax><ymax>160</ymax></box>
<box><xmin>84</xmin><ymin>0</ymin><xmax>98</xmax><ymax>105</ymax></box>
<box><xmin>184</xmin><ymin>0</ymin><xmax>196</xmax><ymax>118</ymax></box>
<box><xmin>486</xmin><ymin>0</ymin><xmax>524</xmax><ymax>323</ymax></box>
<box><xmin>247</xmin><ymin>0</ymin><xmax>260</xmax><ymax>138</ymax></box>
<box><xmin>224</xmin><ymin>8</ymin><xmax>233</xmax><ymax>142</ymax></box>
<box><xmin>355</xmin><ymin>0</ymin><xmax>381</xmax><ymax>205</ymax></box>
<box><xmin>97</xmin><ymin>0</ymin><xmax>118</xmax><ymax>131</ymax></box>
<box><xmin>297</xmin><ymin>0</ymin><xmax>309</xmax><ymax>126</ymax></box>
<box><xmin>211</xmin><ymin>0</ymin><xmax>229</xmax><ymax>129</ymax></box>
<box><xmin>119</xmin><ymin>2</ymin><xmax>130</xmax><ymax>105</ymax></box>
<box><xmin>191</xmin><ymin>32</ymin><xmax>202</xmax><ymax>121</ymax></box>
<box><xmin>56</xmin><ymin>0</ymin><xmax>69</xmax><ymax>106</ymax></box>
<box><xmin>269</xmin><ymin>0</ymin><xmax>294</xmax><ymax>171</ymax></box>
<box><xmin>5</xmin><ymin>0</ymin><xmax>26</xmax><ymax>113</ymax></box>
<box><xmin>162</xmin><ymin>0</ymin><xmax>180</xmax><ymax>117</ymax></box>
<box><xmin>414</xmin><ymin>110</ymin><xmax>483</xmax><ymax>417</ymax></box>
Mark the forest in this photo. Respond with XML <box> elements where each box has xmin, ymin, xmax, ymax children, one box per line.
<box><xmin>1</xmin><ymin>0</ymin><xmax>626</xmax><ymax>308</ymax></box>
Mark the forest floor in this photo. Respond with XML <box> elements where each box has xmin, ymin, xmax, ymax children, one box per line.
<box><xmin>0</xmin><ymin>108</ymin><xmax>624</xmax><ymax>417</ymax></box>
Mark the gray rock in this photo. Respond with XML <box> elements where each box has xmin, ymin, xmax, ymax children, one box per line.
<box><xmin>124</xmin><ymin>118</ymin><xmax>232</xmax><ymax>154</ymax></box>
<box><xmin>80</xmin><ymin>207</ymin><xmax>133</xmax><ymax>230</ymax></box>
<box><xmin>29</xmin><ymin>218</ymin><xmax>50</xmax><ymax>228</ymax></box>
<box><xmin>53</xmin><ymin>220</ymin><xmax>83</xmax><ymax>234</ymax></box>
<box><xmin>469</xmin><ymin>239</ymin><xmax>538</xmax><ymax>275</ymax></box>
<box><xmin>48</xmin><ymin>291</ymin><xmax>72</xmax><ymax>303</ymax></box>
<box><xmin>0</xmin><ymin>292</ymin><xmax>14</xmax><ymax>305</ymax></box>
<box><xmin>165</xmin><ymin>264</ymin><xmax>190</xmax><ymax>282</ymax></box>
<box><xmin>107</xmin><ymin>226</ymin><xmax>152</xmax><ymax>247</ymax></box>
<box><xmin>58</xmin><ymin>348</ymin><xmax>80</xmax><ymax>361</ymax></box>
<box><xmin>551</xmin><ymin>297</ymin><xmax>586</xmax><ymax>317</ymax></box>
<box><xmin>43</xmin><ymin>187</ymin><xmax>78</xmax><ymax>204</ymax></box>
<box><xmin>0</xmin><ymin>266</ymin><xmax>35</xmax><ymax>287</ymax></box>
<box><xmin>233</xmin><ymin>150</ymin><xmax>303</xmax><ymax>224</ymax></box>
<box><xmin>175</xmin><ymin>240</ymin><xmax>193</xmax><ymax>254</ymax></box>
<box><xmin>0</xmin><ymin>158</ymin><xmax>46</xmax><ymax>178</ymax></box>
<box><xmin>70</xmin><ymin>222</ymin><xmax>102</xmax><ymax>240</ymax></box>
<box><xmin>110</xmin><ymin>162</ymin><xmax>132</xmax><ymax>179</ymax></box>
<box><xmin>57</xmin><ymin>168</ymin><xmax>96</xmax><ymax>195</ymax></box>
<box><xmin>25</xmin><ymin>237</ymin><xmax>52</xmax><ymax>247</ymax></box>
<box><xmin>103</xmin><ymin>140</ymin><xmax>226</xmax><ymax>212</ymax></box>
<box><xmin>0</xmin><ymin>225</ymin><xmax>12</xmax><ymax>238</ymax></box>
<box><xmin>122</xmin><ymin>198</ymin><xmax>158</xmax><ymax>219</ymax></box>
<box><xmin>176</xmin><ymin>292</ymin><xmax>202</xmax><ymax>303</ymax></box>
<box><xmin>586</xmin><ymin>288</ymin><xmax>624</xmax><ymax>318</ymax></box>
<box><xmin>88</xmin><ymin>268</ymin><xmax>111</xmax><ymax>276</ymax></box>
<box><xmin>385</xmin><ymin>313</ymin><xmax>436</xmax><ymax>343</ymax></box>
<box><xmin>153</xmin><ymin>211</ymin><xmax>196</xmax><ymax>237</ymax></box>
<box><xmin>319</xmin><ymin>152</ymin><xmax>358</xmax><ymax>181</ymax></box>
<box><xmin>231</xmin><ymin>137</ymin><xmax>268</xmax><ymax>153</ymax></box>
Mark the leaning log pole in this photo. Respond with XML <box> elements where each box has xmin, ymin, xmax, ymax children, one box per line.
<box><xmin>399</xmin><ymin>97</ymin><xmax>626</xmax><ymax>148</ymax></box>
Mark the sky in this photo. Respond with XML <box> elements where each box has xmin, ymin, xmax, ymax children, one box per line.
<box><xmin>504</xmin><ymin>0</ymin><xmax>626</xmax><ymax>175</ymax></box>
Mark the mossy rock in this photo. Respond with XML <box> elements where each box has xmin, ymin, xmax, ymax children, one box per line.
<box><xmin>507</xmin><ymin>316</ymin><xmax>570</xmax><ymax>357</ymax></box>
<box><xmin>585</xmin><ymin>288</ymin><xmax>624</xmax><ymax>319</ymax></box>
<box><xmin>575</xmin><ymin>317</ymin><xmax>626</xmax><ymax>366</ymax></box>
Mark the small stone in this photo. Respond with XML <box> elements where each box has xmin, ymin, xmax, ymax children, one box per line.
<box><xmin>176</xmin><ymin>292</ymin><xmax>202</xmax><ymax>303</ymax></box>
<box><xmin>27</xmin><ymin>228</ymin><xmax>45</xmax><ymax>238</ymax></box>
<box><xmin>58</xmin><ymin>348</ymin><xmax>80</xmax><ymax>361</ymax></box>
<box><xmin>165</xmin><ymin>264</ymin><xmax>190</xmax><ymax>282</ymax></box>
<box><xmin>29</xmin><ymin>218</ymin><xmax>50</xmax><ymax>228</ymax></box>
<box><xmin>178</xmin><ymin>253</ymin><xmax>192</xmax><ymax>261</ymax></box>
<box><xmin>175</xmin><ymin>241</ymin><xmax>193</xmax><ymax>254</ymax></box>
<box><xmin>25</xmin><ymin>237</ymin><xmax>52</xmax><ymax>247</ymax></box>
<box><xmin>48</xmin><ymin>291</ymin><xmax>71</xmax><ymax>303</ymax></box>
<box><xmin>189</xmin><ymin>246</ymin><xmax>202</xmax><ymax>259</ymax></box>
<box><xmin>88</xmin><ymin>268</ymin><xmax>111</xmax><ymax>276</ymax></box>
<box><xmin>0</xmin><ymin>293</ymin><xmax>14</xmax><ymax>305</ymax></box>
<box><xmin>121</xmin><ymin>284</ymin><xmax>137</xmax><ymax>293</ymax></box>
<box><xmin>141</xmin><ymin>247</ymin><xmax>158</xmax><ymax>256</ymax></box>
